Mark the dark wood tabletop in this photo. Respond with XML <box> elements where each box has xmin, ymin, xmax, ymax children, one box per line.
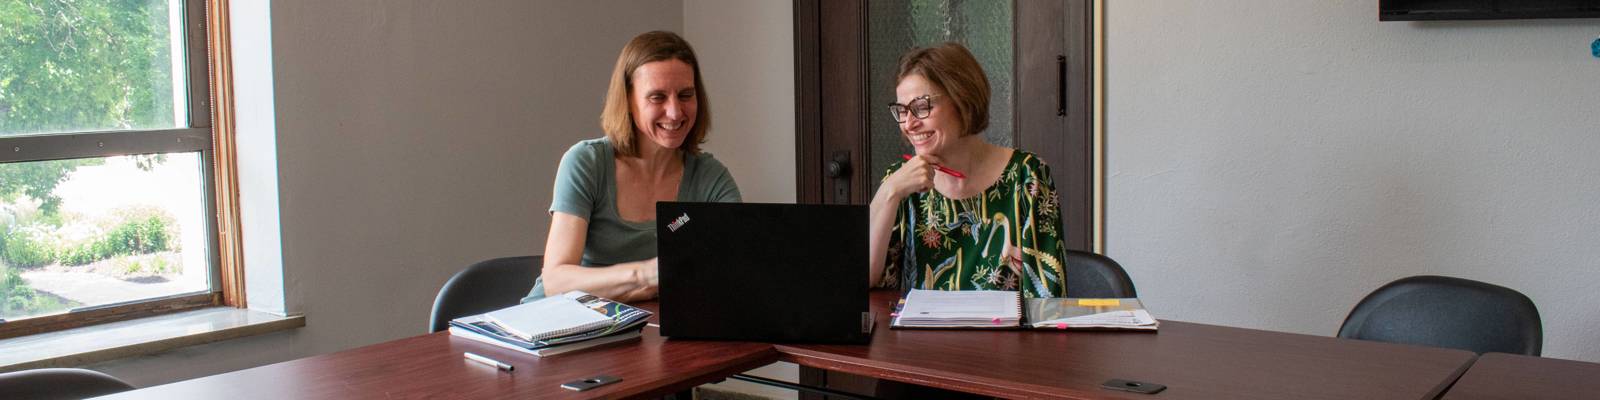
<box><xmin>95</xmin><ymin>325</ymin><xmax>776</xmax><ymax>400</ymax></box>
<box><xmin>776</xmin><ymin>291</ymin><xmax>1478</xmax><ymax>400</ymax></box>
<box><xmin>1440</xmin><ymin>352</ymin><xmax>1600</xmax><ymax>400</ymax></box>
<box><xmin>95</xmin><ymin>291</ymin><xmax>1482</xmax><ymax>400</ymax></box>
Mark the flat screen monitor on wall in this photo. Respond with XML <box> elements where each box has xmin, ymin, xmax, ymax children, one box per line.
<box><xmin>1380</xmin><ymin>0</ymin><xmax>1600</xmax><ymax>21</ymax></box>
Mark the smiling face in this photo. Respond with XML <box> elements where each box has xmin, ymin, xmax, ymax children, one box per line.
<box><xmin>895</xmin><ymin>73</ymin><xmax>964</xmax><ymax>157</ymax></box>
<box><xmin>628</xmin><ymin>59</ymin><xmax>698</xmax><ymax>154</ymax></box>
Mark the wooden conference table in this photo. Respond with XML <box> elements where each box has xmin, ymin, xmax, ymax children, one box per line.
<box><xmin>782</xmin><ymin>292</ymin><xmax>1474</xmax><ymax>400</ymax></box>
<box><xmin>100</xmin><ymin>291</ymin><xmax>1476</xmax><ymax>400</ymax></box>
<box><xmin>1439</xmin><ymin>352</ymin><xmax>1600</xmax><ymax>400</ymax></box>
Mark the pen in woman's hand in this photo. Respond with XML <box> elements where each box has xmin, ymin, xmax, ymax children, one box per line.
<box><xmin>464</xmin><ymin>352</ymin><xmax>514</xmax><ymax>372</ymax></box>
<box><xmin>901</xmin><ymin>154</ymin><xmax>966</xmax><ymax>179</ymax></box>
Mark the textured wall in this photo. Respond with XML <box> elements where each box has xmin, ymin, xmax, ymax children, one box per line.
<box><xmin>1106</xmin><ymin>1</ymin><xmax>1600</xmax><ymax>361</ymax></box>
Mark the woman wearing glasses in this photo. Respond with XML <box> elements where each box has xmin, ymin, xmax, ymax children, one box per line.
<box><xmin>529</xmin><ymin>31</ymin><xmax>741</xmax><ymax>303</ymax></box>
<box><xmin>869</xmin><ymin>42</ymin><xmax>1068</xmax><ymax>299</ymax></box>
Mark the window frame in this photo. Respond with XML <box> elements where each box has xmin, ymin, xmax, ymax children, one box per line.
<box><xmin>0</xmin><ymin>0</ymin><xmax>243</xmax><ymax>340</ymax></box>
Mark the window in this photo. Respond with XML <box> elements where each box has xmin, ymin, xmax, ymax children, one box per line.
<box><xmin>0</xmin><ymin>0</ymin><xmax>237</xmax><ymax>336</ymax></box>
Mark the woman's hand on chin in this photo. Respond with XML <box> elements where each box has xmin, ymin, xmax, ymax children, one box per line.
<box><xmin>884</xmin><ymin>154</ymin><xmax>942</xmax><ymax>200</ymax></box>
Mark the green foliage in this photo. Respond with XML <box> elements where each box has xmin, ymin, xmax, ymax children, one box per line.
<box><xmin>0</xmin><ymin>227</ymin><xmax>54</xmax><ymax>268</ymax></box>
<box><xmin>0</xmin><ymin>0</ymin><xmax>177</xmax><ymax>135</ymax></box>
<box><xmin>119</xmin><ymin>256</ymin><xmax>170</xmax><ymax>275</ymax></box>
<box><xmin>1</xmin><ymin>264</ymin><xmax>38</xmax><ymax>316</ymax></box>
<box><xmin>55</xmin><ymin>240</ymin><xmax>97</xmax><ymax>265</ymax></box>
<box><xmin>0</xmin><ymin>158</ymin><xmax>105</xmax><ymax>215</ymax></box>
<box><xmin>149</xmin><ymin>255</ymin><xmax>168</xmax><ymax>273</ymax></box>
<box><xmin>121</xmin><ymin>259</ymin><xmax>142</xmax><ymax>274</ymax></box>
<box><xmin>58</xmin><ymin>215</ymin><xmax>173</xmax><ymax>266</ymax></box>
<box><xmin>110</xmin><ymin>215</ymin><xmax>171</xmax><ymax>253</ymax></box>
<box><xmin>3</xmin><ymin>213</ymin><xmax>174</xmax><ymax>268</ymax></box>
<box><xmin>1</xmin><ymin>264</ymin><xmax>74</xmax><ymax>319</ymax></box>
<box><xmin>2</xmin><ymin>0</ymin><xmax>178</xmax><ymax>218</ymax></box>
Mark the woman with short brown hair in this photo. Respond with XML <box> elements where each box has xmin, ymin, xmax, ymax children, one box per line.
<box><xmin>869</xmin><ymin>42</ymin><xmax>1068</xmax><ymax>298</ymax></box>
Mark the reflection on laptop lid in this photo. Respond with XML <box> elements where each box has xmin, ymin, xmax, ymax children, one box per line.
<box><xmin>656</xmin><ymin>202</ymin><xmax>872</xmax><ymax>344</ymax></box>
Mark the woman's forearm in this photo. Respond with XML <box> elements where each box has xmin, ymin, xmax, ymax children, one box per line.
<box><xmin>868</xmin><ymin>189</ymin><xmax>901</xmax><ymax>288</ymax></box>
<box><xmin>540</xmin><ymin>259</ymin><xmax>655</xmax><ymax>301</ymax></box>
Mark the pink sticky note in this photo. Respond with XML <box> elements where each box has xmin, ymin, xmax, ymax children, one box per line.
<box><xmin>1056</xmin><ymin>323</ymin><xmax>1068</xmax><ymax>330</ymax></box>
<box><xmin>991</xmin><ymin>317</ymin><xmax>1001</xmax><ymax>324</ymax></box>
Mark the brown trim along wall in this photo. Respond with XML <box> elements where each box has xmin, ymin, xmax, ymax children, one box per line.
<box><xmin>795</xmin><ymin>0</ymin><xmax>821</xmax><ymax>204</ymax></box>
<box><xmin>0</xmin><ymin>294</ymin><xmax>217</xmax><ymax>340</ymax></box>
<box><xmin>205</xmin><ymin>0</ymin><xmax>246</xmax><ymax>308</ymax></box>
<box><xmin>1092</xmin><ymin>0</ymin><xmax>1105</xmax><ymax>254</ymax></box>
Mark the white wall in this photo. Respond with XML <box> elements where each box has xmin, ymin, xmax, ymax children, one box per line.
<box><xmin>685</xmin><ymin>0</ymin><xmax>797</xmax><ymax>203</ymax></box>
<box><xmin>232</xmin><ymin>0</ymin><xmax>287</xmax><ymax>315</ymax></box>
<box><xmin>91</xmin><ymin>0</ymin><xmax>683</xmax><ymax>386</ymax></box>
<box><xmin>1106</xmin><ymin>1</ymin><xmax>1600</xmax><ymax>361</ymax></box>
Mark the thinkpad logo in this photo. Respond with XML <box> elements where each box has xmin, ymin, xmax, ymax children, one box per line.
<box><xmin>667</xmin><ymin>213</ymin><xmax>690</xmax><ymax>232</ymax></box>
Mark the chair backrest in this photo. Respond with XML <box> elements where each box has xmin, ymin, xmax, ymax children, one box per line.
<box><xmin>0</xmin><ymin>368</ymin><xmax>134</xmax><ymax>400</ymax></box>
<box><xmin>1062</xmin><ymin>250</ymin><xmax>1137</xmax><ymax>298</ymax></box>
<box><xmin>1338</xmin><ymin>275</ymin><xmax>1542</xmax><ymax>356</ymax></box>
<box><xmin>428</xmin><ymin>255</ymin><xmax>541</xmax><ymax>333</ymax></box>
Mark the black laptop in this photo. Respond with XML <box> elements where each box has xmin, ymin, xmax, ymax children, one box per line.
<box><xmin>656</xmin><ymin>202</ymin><xmax>872</xmax><ymax>344</ymax></box>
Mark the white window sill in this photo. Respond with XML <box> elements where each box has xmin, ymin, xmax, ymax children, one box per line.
<box><xmin>0</xmin><ymin>308</ymin><xmax>304</xmax><ymax>372</ymax></box>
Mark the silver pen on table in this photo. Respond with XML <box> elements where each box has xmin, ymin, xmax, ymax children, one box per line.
<box><xmin>463</xmin><ymin>352</ymin><xmax>514</xmax><ymax>372</ymax></box>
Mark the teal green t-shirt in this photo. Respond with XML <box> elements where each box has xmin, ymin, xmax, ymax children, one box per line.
<box><xmin>524</xmin><ymin>138</ymin><xmax>741</xmax><ymax>301</ymax></box>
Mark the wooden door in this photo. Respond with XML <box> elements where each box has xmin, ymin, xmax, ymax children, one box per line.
<box><xmin>795</xmin><ymin>0</ymin><xmax>1094</xmax><ymax>251</ymax></box>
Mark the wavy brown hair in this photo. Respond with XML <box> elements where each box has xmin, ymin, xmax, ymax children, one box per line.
<box><xmin>895</xmin><ymin>42</ymin><xmax>990</xmax><ymax>136</ymax></box>
<box><xmin>601</xmin><ymin>31</ymin><xmax>711</xmax><ymax>157</ymax></box>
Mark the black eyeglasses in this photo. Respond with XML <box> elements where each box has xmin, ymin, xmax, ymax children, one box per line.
<box><xmin>887</xmin><ymin>94</ymin><xmax>941</xmax><ymax>123</ymax></box>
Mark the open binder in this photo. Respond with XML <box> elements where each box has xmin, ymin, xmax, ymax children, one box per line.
<box><xmin>890</xmin><ymin>289</ymin><xmax>1158</xmax><ymax>331</ymax></box>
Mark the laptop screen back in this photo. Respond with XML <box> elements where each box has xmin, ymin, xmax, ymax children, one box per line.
<box><xmin>656</xmin><ymin>202</ymin><xmax>871</xmax><ymax>343</ymax></box>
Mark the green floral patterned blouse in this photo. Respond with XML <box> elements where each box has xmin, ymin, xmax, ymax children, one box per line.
<box><xmin>879</xmin><ymin>150</ymin><xmax>1067</xmax><ymax>298</ymax></box>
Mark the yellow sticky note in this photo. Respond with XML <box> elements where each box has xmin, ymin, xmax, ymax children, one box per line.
<box><xmin>1078</xmin><ymin>299</ymin><xmax>1121</xmax><ymax>307</ymax></box>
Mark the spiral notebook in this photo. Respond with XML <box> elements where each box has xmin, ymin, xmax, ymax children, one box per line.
<box><xmin>483</xmin><ymin>291</ymin><xmax>613</xmax><ymax>342</ymax></box>
<box><xmin>449</xmin><ymin>291</ymin><xmax>652</xmax><ymax>357</ymax></box>
<box><xmin>450</xmin><ymin>326</ymin><xmax>643</xmax><ymax>357</ymax></box>
<box><xmin>891</xmin><ymin>289</ymin><xmax>1022</xmax><ymax>329</ymax></box>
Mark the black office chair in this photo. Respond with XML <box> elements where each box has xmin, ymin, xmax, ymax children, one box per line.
<box><xmin>1062</xmin><ymin>250</ymin><xmax>1137</xmax><ymax>298</ymax></box>
<box><xmin>0</xmin><ymin>368</ymin><xmax>135</xmax><ymax>400</ymax></box>
<box><xmin>428</xmin><ymin>255</ymin><xmax>542</xmax><ymax>333</ymax></box>
<box><xmin>1337</xmin><ymin>275</ymin><xmax>1542</xmax><ymax>356</ymax></box>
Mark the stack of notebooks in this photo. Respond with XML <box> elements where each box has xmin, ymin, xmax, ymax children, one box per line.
<box><xmin>892</xmin><ymin>289</ymin><xmax>1159</xmax><ymax>331</ymax></box>
<box><xmin>449</xmin><ymin>291</ymin><xmax>652</xmax><ymax>356</ymax></box>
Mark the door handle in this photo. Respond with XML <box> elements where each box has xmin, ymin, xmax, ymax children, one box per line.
<box><xmin>827</xmin><ymin>159</ymin><xmax>850</xmax><ymax>178</ymax></box>
<box><xmin>1057</xmin><ymin>55</ymin><xmax>1067</xmax><ymax>116</ymax></box>
<box><xmin>828</xmin><ymin>151</ymin><xmax>851</xmax><ymax>203</ymax></box>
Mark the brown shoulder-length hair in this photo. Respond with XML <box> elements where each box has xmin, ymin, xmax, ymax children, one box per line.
<box><xmin>601</xmin><ymin>31</ymin><xmax>711</xmax><ymax>157</ymax></box>
<box><xmin>894</xmin><ymin>42</ymin><xmax>990</xmax><ymax>136</ymax></box>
